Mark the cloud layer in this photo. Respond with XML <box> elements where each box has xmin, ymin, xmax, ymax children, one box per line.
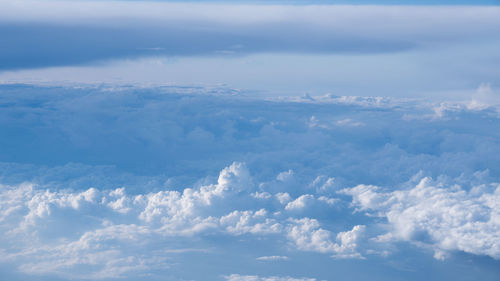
<box><xmin>0</xmin><ymin>163</ymin><xmax>364</xmax><ymax>279</ymax></box>
<box><xmin>0</xmin><ymin>84</ymin><xmax>499</xmax><ymax>280</ymax></box>
<box><xmin>0</xmin><ymin>2</ymin><xmax>499</xmax><ymax>70</ymax></box>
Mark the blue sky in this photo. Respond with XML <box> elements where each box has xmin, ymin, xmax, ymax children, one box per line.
<box><xmin>0</xmin><ymin>1</ymin><xmax>500</xmax><ymax>281</ymax></box>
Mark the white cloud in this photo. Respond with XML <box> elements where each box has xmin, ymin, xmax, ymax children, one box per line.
<box><xmin>468</xmin><ymin>83</ymin><xmax>500</xmax><ymax>110</ymax></box>
<box><xmin>225</xmin><ymin>274</ymin><xmax>316</xmax><ymax>281</ymax></box>
<box><xmin>12</xmin><ymin>223</ymin><xmax>159</xmax><ymax>279</ymax></box>
<box><xmin>256</xmin><ymin>255</ymin><xmax>289</xmax><ymax>261</ymax></box>
<box><xmin>276</xmin><ymin>193</ymin><xmax>292</xmax><ymax>205</ymax></box>
<box><xmin>106</xmin><ymin>187</ymin><xmax>131</xmax><ymax>214</ymax></box>
<box><xmin>20</xmin><ymin>186</ymin><xmax>98</xmax><ymax>228</ymax></box>
<box><xmin>252</xmin><ymin>191</ymin><xmax>272</xmax><ymax>199</ymax></box>
<box><xmin>220</xmin><ymin>209</ymin><xmax>281</xmax><ymax>235</ymax></box>
<box><xmin>285</xmin><ymin>195</ymin><xmax>315</xmax><ymax>211</ymax></box>
<box><xmin>336</xmin><ymin>118</ymin><xmax>364</xmax><ymax>127</ymax></box>
<box><xmin>286</xmin><ymin>218</ymin><xmax>365</xmax><ymax>258</ymax></box>
<box><xmin>309</xmin><ymin>176</ymin><xmax>337</xmax><ymax>194</ymax></box>
<box><xmin>284</xmin><ymin>194</ymin><xmax>337</xmax><ymax>211</ymax></box>
<box><xmin>1</xmin><ymin>84</ymin><xmax>500</xmax><ymax>280</ymax></box>
<box><xmin>341</xmin><ymin>177</ymin><xmax>500</xmax><ymax>259</ymax></box>
<box><xmin>276</xmin><ymin>170</ymin><xmax>294</xmax><ymax>182</ymax></box>
<box><xmin>217</xmin><ymin>162</ymin><xmax>254</xmax><ymax>193</ymax></box>
<box><xmin>0</xmin><ymin>162</ymin><xmax>373</xmax><ymax>279</ymax></box>
<box><xmin>0</xmin><ymin>163</ymin><xmax>258</xmax><ymax>278</ymax></box>
<box><xmin>317</xmin><ymin>196</ymin><xmax>337</xmax><ymax>205</ymax></box>
<box><xmin>134</xmin><ymin>162</ymin><xmax>252</xmax><ymax>235</ymax></box>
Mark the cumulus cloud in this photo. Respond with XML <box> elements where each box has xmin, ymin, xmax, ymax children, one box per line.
<box><xmin>252</xmin><ymin>191</ymin><xmax>272</xmax><ymax>199</ymax></box>
<box><xmin>0</xmin><ymin>163</ymin><xmax>254</xmax><ymax>277</ymax></box>
<box><xmin>16</xmin><ymin>224</ymin><xmax>156</xmax><ymax>279</ymax></box>
<box><xmin>284</xmin><ymin>194</ymin><xmax>338</xmax><ymax>211</ymax></box>
<box><xmin>276</xmin><ymin>193</ymin><xmax>292</xmax><ymax>205</ymax></box>
<box><xmin>0</xmin><ymin>162</ymin><xmax>369</xmax><ymax>279</ymax></box>
<box><xmin>276</xmin><ymin>170</ymin><xmax>294</xmax><ymax>182</ymax></box>
<box><xmin>220</xmin><ymin>209</ymin><xmax>281</xmax><ymax>235</ymax></box>
<box><xmin>341</xmin><ymin>177</ymin><xmax>500</xmax><ymax>259</ymax></box>
<box><xmin>286</xmin><ymin>218</ymin><xmax>365</xmax><ymax>258</ymax></box>
<box><xmin>1</xmin><ymin>84</ymin><xmax>500</xmax><ymax>280</ymax></box>
<box><xmin>285</xmin><ymin>195</ymin><xmax>315</xmax><ymax>211</ymax></box>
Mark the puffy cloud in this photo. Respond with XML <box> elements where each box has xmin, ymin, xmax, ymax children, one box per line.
<box><xmin>220</xmin><ymin>209</ymin><xmax>281</xmax><ymax>235</ymax></box>
<box><xmin>276</xmin><ymin>170</ymin><xmax>294</xmax><ymax>182</ymax></box>
<box><xmin>276</xmin><ymin>193</ymin><xmax>292</xmax><ymax>205</ymax></box>
<box><xmin>286</xmin><ymin>218</ymin><xmax>365</xmax><ymax>258</ymax></box>
<box><xmin>17</xmin><ymin>186</ymin><xmax>98</xmax><ymax>229</ymax></box>
<box><xmin>16</xmin><ymin>224</ymin><xmax>155</xmax><ymax>278</ymax></box>
<box><xmin>341</xmin><ymin>177</ymin><xmax>500</xmax><ymax>259</ymax></box>
<box><xmin>0</xmin><ymin>162</ymin><xmax>371</xmax><ymax>279</ymax></box>
<box><xmin>285</xmin><ymin>195</ymin><xmax>315</xmax><ymax>211</ymax></box>
<box><xmin>0</xmin><ymin>163</ymin><xmax>254</xmax><ymax>277</ymax></box>
<box><xmin>1</xmin><ymin>84</ymin><xmax>500</xmax><ymax>280</ymax></box>
<box><xmin>284</xmin><ymin>194</ymin><xmax>337</xmax><ymax>211</ymax></box>
<box><xmin>217</xmin><ymin>162</ymin><xmax>254</xmax><ymax>193</ymax></box>
<box><xmin>309</xmin><ymin>176</ymin><xmax>337</xmax><ymax>194</ymax></box>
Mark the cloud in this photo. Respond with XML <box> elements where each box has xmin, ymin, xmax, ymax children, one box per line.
<box><xmin>220</xmin><ymin>209</ymin><xmax>282</xmax><ymax>235</ymax></box>
<box><xmin>276</xmin><ymin>193</ymin><xmax>292</xmax><ymax>205</ymax></box>
<box><xmin>468</xmin><ymin>83</ymin><xmax>500</xmax><ymax>110</ymax></box>
<box><xmin>341</xmin><ymin>177</ymin><xmax>500</xmax><ymax>259</ymax></box>
<box><xmin>284</xmin><ymin>194</ymin><xmax>337</xmax><ymax>211</ymax></box>
<box><xmin>225</xmin><ymin>274</ymin><xmax>316</xmax><ymax>281</ymax></box>
<box><xmin>277</xmin><ymin>170</ymin><xmax>294</xmax><ymax>182</ymax></box>
<box><xmin>252</xmin><ymin>191</ymin><xmax>272</xmax><ymax>199</ymax></box>
<box><xmin>1</xmin><ymin>2</ymin><xmax>499</xmax><ymax>70</ymax></box>
<box><xmin>285</xmin><ymin>195</ymin><xmax>315</xmax><ymax>211</ymax></box>
<box><xmin>286</xmin><ymin>218</ymin><xmax>365</xmax><ymax>258</ymax></box>
<box><xmin>0</xmin><ymin>161</ymin><xmax>370</xmax><ymax>279</ymax></box>
<box><xmin>16</xmin><ymin>224</ymin><xmax>156</xmax><ymax>279</ymax></box>
<box><xmin>0</xmin><ymin>84</ymin><xmax>500</xmax><ymax>279</ymax></box>
<box><xmin>256</xmin><ymin>255</ymin><xmax>289</xmax><ymax>261</ymax></box>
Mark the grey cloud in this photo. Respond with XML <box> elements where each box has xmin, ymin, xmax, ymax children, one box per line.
<box><xmin>0</xmin><ymin>22</ymin><xmax>414</xmax><ymax>71</ymax></box>
<box><xmin>1</xmin><ymin>3</ymin><xmax>499</xmax><ymax>70</ymax></box>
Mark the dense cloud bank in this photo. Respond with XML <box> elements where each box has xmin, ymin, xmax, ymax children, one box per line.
<box><xmin>1</xmin><ymin>2</ymin><xmax>499</xmax><ymax>70</ymax></box>
<box><xmin>0</xmin><ymin>84</ymin><xmax>500</xmax><ymax>280</ymax></box>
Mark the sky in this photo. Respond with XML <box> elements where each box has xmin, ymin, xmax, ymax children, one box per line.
<box><xmin>0</xmin><ymin>1</ymin><xmax>500</xmax><ymax>281</ymax></box>
<box><xmin>1</xmin><ymin>0</ymin><xmax>500</xmax><ymax>98</ymax></box>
